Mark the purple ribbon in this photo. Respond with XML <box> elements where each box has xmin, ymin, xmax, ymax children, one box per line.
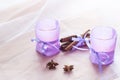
<box><xmin>86</xmin><ymin>38</ymin><xmax>103</xmax><ymax>74</ymax></box>
<box><xmin>72</xmin><ymin>35</ymin><xmax>89</xmax><ymax>51</ymax></box>
<box><xmin>32</xmin><ymin>35</ymin><xmax>103</xmax><ymax>74</ymax></box>
<box><xmin>72</xmin><ymin>36</ymin><xmax>103</xmax><ymax>74</ymax></box>
<box><xmin>31</xmin><ymin>38</ymin><xmax>59</xmax><ymax>54</ymax></box>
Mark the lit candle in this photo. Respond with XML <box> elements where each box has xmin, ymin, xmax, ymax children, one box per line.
<box><xmin>90</xmin><ymin>27</ymin><xmax>117</xmax><ymax>65</ymax></box>
<box><xmin>35</xmin><ymin>19</ymin><xmax>60</xmax><ymax>56</ymax></box>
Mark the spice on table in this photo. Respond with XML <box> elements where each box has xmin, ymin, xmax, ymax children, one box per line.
<box><xmin>46</xmin><ymin>60</ymin><xmax>59</xmax><ymax>70</ymax></box>
<box><xmin>85</xmin><ymin>33</ymin><xmax>90</xmax><ymax>38</ymax></box>
<box><xmin>63</xmin><ymin>65</ymin><xmax>74</xmax><ymax>72</ymax></box>
<box><xmin>60</xmin><ymin>35</ymin><xmax>77</xmax><ymax>42</ymax></box>
<box><xmin>81</xmin><ymin>29</ymin><xmax>90</xmax><ymax>38</ymax></box>
<box><xmin>60</xmin><ymin>29</ymin><xmax>90</xmax><ymax>51</ymax></box>
<box><xmin>60</xmin><ymin>41</ymin><xmax>72</xmax><ymax>51</ymax></box>
<box><xmin>64</xmin><ymin>41</ymin><xmax>78</xmax><ymax>51</ymax></box>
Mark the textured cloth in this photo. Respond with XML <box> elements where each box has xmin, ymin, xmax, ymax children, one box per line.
<box><xmin>0</xmin><ymin>0</ymin><xmax>120</xmax><ymax>80</ymax></box>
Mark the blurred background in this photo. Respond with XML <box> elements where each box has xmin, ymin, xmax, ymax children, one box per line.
<box><xmin>0</xmin><ymin>0</ymin><xmax>120</xmax><ymax>80</ymax></box>
<box><xmin>1</xmin><ymin>0</ymin><xmax>120</xmax><ymax>46</ymax></box>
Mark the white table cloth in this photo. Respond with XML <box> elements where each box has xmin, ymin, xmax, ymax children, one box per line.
<box><xmin>0</xmin><ymin>0</ymin><xmax>120</xmax><ymax>80</ymax></box>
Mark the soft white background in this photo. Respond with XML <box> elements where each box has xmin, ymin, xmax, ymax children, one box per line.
<box><xmin>0</xmin><ymin>0</ymin><xmax>120</xmax><ymax>80</ymax></box>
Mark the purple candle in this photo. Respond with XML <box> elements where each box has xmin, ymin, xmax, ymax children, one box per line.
<box><xmin>35</xmin><ymin>19</ymin><xmax>60</xmax><ymax>56</ymax></box>
<box><xmin>90</xmin><ymin>27</ymin><xmax>117</xmax><ymax>65</ymax></box>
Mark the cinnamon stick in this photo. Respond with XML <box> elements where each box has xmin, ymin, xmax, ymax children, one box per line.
<box><xmin>63</xmin><ymin>29</ymin><xmax>90</xmax><ymax>51</ymax></box>
<box><xmin>60</xmin><ymin>35</ymin><xmax>77</xmax><ymax>42</ymax></box>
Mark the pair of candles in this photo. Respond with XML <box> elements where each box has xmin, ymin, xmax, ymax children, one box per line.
<box><xmin>35</xmin><ymin>19</ymin><xmax>117</xmax><ymax>66</ymax></box>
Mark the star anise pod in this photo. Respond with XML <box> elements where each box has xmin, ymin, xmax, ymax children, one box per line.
<box><xmin>46</xmin><ymin>60</ymin><xmax>59</xmax><ymax>70</ymax></box>
<box><xmin>63</xmin><ymin>65</ymin><xmax>74</xmax><ymax>72</ymax></box>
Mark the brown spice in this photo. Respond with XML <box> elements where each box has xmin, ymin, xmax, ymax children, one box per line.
<box><xmin>46</xmin><ymin>60</ymin><xmax>59</xmax><ymax>70</ymax></box>
<box><xmin>65</xmin><ymin>30</ymin><xmax>90</xmax><ymax>51</ymax></box>
<box><xmin>63</xmin><ymin>65</ymin><xmax>74</xmax><ymax>72</ymax></box>
<box><xmin>85</xmin><ymin>33</ymin><xmax>90</xmax><ymax>38</ymax></box>
<box><xmin>81</xmin><ymin>29</ymin><xmax>90</xmax><ymax>38</ymax></box>
<box><xmin>60</xmin><ymin>42</ymin><xmax>71</xmax><ymax>51</ymax></box>
<box><xmin>64</xmin><ymin>41</ymin><xmax>78</xmax><ymax>51</ymax></box>
<box><xmin>60</xmin><ymin>35</ymin><xmax>77</xmax><ymax>42</ymax></box>
<box><xmin>60</xmin><ymin>29</ymin><xmax>90</xmax><ymax>51</ymax></box>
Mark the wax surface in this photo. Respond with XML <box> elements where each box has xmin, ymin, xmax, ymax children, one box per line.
<box><xmin>90</xmin><ymin>27</ymin><xmax>117</xmax><ymax>52</ymax></box>
<box><xmin>91</xmin><ymin>27</ymin><xmax>114</xmax><ymax>39</ymax></box>
<box><xmin>35</xmin><ymin>19</ymin><xmax>59</xmax><ymax>42</ymax></box>
<box><xmin>37</xmin><ymin>19</ymin><xmax>57</xmax><ymax>30</ymax></box>
<box><xmin>90</xmin><ymin>26</ymin><xmax>117</xmax><ymax>65</ymax></box>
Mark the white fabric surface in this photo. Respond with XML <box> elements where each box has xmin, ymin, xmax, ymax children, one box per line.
<box><xmin>0</xmin><ymin>0</ymin><xmax>120</xmax><ymax>80</ymax></box>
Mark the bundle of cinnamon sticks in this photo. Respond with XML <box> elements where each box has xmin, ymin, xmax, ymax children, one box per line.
<box><xmin>60</xmin><ymin>29</ymin><xmax>90</xmax><ymax>51</ymax></box>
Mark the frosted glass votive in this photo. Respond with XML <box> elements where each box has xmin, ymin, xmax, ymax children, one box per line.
<box><xmin>35</xmin><ymin>19</ymin><xmax>60</xmax><ymax>56</ymax></box>
<box><xmin>90</xmin><ymin>27</ymin><xmax>117</xmax><ymax>65</ymax></box>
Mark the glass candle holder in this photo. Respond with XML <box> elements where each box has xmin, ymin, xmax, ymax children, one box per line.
<box><xmin>35</xmin><ymin>19</ymin><xmax>60</xmax><ymax>56</ymax></box>
<box><xmin>90</xmin><ymin>27</ymin><xmax>117</xmax><ymax>65</ymax></box>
